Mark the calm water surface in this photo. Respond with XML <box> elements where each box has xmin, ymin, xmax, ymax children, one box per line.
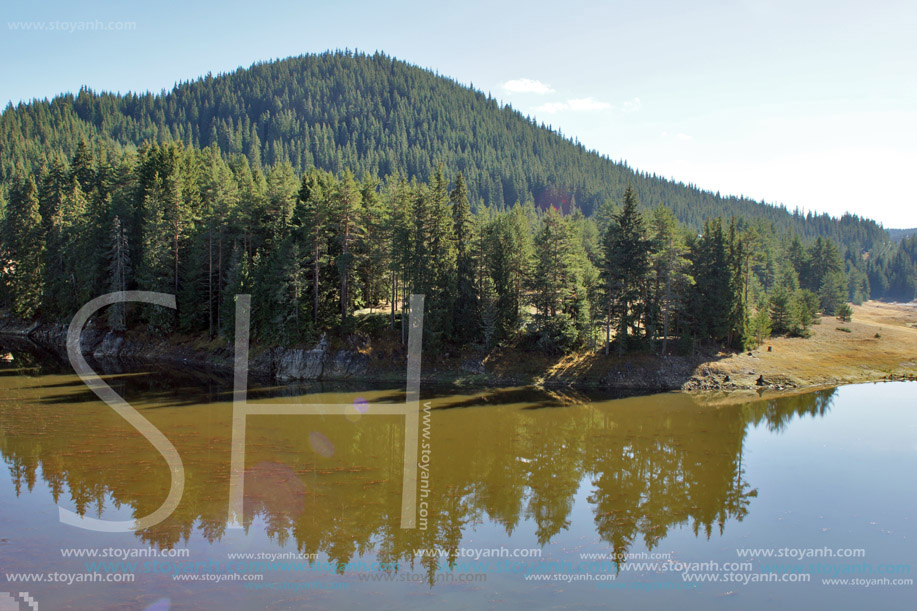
<box><xmin>0</xmin><ymin>345</ymin><xmax>914</xmax><ymax>610</ymax></box>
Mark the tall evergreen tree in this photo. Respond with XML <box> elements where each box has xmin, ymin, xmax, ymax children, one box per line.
<box><xmin>451</xmin><ymin>172</ymin><xmax>479</xmax><ymax>343</ymax></box>
<box><xmin>649</xmin><ymin>205</ymin><xmax>691</xmax><ymax>355</ymax></box>
<box><xmin>602</xmin><ymin>185</ymin><xmax>649</xmax><ymax>353</ymax></box>
<box><xmin>332</xmin><ymin>170</ymin><xmax>363</xmax><ymax>329</ymax></box>
<box><xmin>107</xmin><ymin>215</ymin><xmax>131</xmax><ymax>330</ymax></box>
<box><xmin>1</xmin><ymin>176</ymin><xmax>44</xmax><ymax>318</ymax></box>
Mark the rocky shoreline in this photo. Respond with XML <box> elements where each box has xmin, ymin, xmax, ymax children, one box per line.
<box><xmin>0</xmin><ymin>318</ymin><xmax>371</xmax><ymax>383</ymax></box>
<box><xmin>0</xmin><ymin>317</ymin><xmax>730</xmax><ymax>391</ymax></box>
<box><xmin>2</xmin><ymin>306</ymin><xmax>914</xmax><ymax>393</ymax></box>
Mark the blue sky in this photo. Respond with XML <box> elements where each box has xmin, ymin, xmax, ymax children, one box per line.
<box><xmin>2</xmin><ymin>0</ymin><xmax>915</xmax><ymax>227</ymax></box>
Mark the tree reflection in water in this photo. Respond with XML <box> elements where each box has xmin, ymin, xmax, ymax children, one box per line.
<box><xmin>0</xmin><ymin>352</ymin><xmax>837</xmax><ymax>584</ymax></box>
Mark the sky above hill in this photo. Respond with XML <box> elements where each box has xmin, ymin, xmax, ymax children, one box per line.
<box><xmin>2</xmin><ymin>0</ymin><xmax>915</xmax><ymax>227</ymax></box>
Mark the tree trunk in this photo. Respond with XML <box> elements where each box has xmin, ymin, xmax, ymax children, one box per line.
<box><xmin>341</xmin><ymin>216</ymin><xmax>350</xmax><ymax>328</ymax></box>
<box><xmin>605</xmin><ymin>298</ymin><xmax>611</xmax><ymax>355</ymax></box>
<box><xmin>313</xmin><ymin>240</ymin><xmax>320</xmax><ymax>326</ymax></box>
<box><xmin>401</xmin><ymin>270</ymin><xmax>406</xmax><ymax>345</ymax></box>
<box><xmin>390</xmin><ymin>270</ymin><xmax>396</xmax><ymax>329</ymax></box>
<box><xmin>662</xmin><ymin>263</ymin><xmax>671</xmax><ymax>356</ymax></box>
<box><xmin>217</xmin><ymin>236</ymin><xmax>223</xmax><ymax>333</ymax></box>
<box><xmin>174</xmin><ymin>234</ymin><xmax>179</xmax><ymax>294</ymax></box>
<box><xmin>208</xmin><ymin>227</ymin><xmax>213</xmax><ymax>339</ymax></box>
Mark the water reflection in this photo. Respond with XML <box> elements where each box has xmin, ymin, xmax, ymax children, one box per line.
<box><xmin>0</xmin><ymin>343</ymin><xmax>838</xmax><ymax>583</ymax></box>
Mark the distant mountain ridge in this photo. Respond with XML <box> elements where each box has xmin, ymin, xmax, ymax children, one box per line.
<box><xmin>0</xmin><ymin>50</ymin><xmax>888</xmax><ymax>250</ymax></box>
<box><xmin>888</xmin><ymin>228</ymin><xmax>917</xmax><ymax>242</ymax></box>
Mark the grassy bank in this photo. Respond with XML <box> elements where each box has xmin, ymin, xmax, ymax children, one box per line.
<box><xmin>434</xmin><ymin>301</ymin><xmax>917</xmax><ymax>392</ymax></box>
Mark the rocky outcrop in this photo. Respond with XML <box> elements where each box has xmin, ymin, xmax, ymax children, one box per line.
<box><xmin>0</xmin><ymin>317</ymin><xmax>371</xmax><ymax>383</ymax></box>
<box><xmin>597</xmin><ymin>358</ymin><xmax>697</xmax><ymax>391</ymax></box>
<box><xmin>327</xmin><ymin>349</ymin><xmax>370</xmax><ymax>378</ymax></box>
<box><xmin>93</xmin><ymin>331</ymin><xmax>126</xmax><ymax>358</ymax></box>
<box><xmin>270</xmin><ymin>347</ymin><xmax>322</xmax><ymax>381</ymax></box>
<box><xmin>0</xmin><ymin>318</ymin><xmax>42</xmax><ymax>337</ymax></box>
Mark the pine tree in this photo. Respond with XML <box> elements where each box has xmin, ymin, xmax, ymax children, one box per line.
<box><xmin>532</xmin><ymin>206</ymin><xmax>582</xmax><ymax>352</ymax></box>
<box><xmin>1</xmin><ymin>176</ymin><xmax>44</xmax><ymax>318</ymax></box>
<box><xmin>602</xmin><ymin>185</ymin><xmax>649</xmax><ymax>353</ymax></box>
<box><xmin>533</xmin><ymin>206</ymin><xmax>573</xmax><ymax>318</ymax></box>
<box><xmin>296</xmin><ymin>169</ymin><xmax>332</xmax><ymax>328</ymax></box>
<box><xmin>649</xmin><ymin>206</ymin><xmax>691</xmax><ymax>355</ymax></box>
<box><xmin>138</xmin><ymin>166</ymin><xmax>180</xmax><ymax>331</ymax></box>
<box><xmin>411</xmin><ymin>167</ymin><xmax>456</xmax><ymax>346</ymax></box>
<box><xmin>356</xmin><ymin>174</ymin><xmax>389</xmax><ymax>312</ymax></box>
<box><xmin>107</xmin><ymin>216</ymin><xmax>131</xmax><ymax>330</ymax></box>
<box><xmin>332</xmin><ymin>170</ymin><xmax>363</xmax><ymax>329</ymax></box>
<box><xmin>451</xmin><ymin>172</ymin><xmax>479</xmax><ymax>343</ymax></box>
<box><xmin>769</xmin><ymin>287</ymin><xmax>796</xmax><ymax>334</ymax></box>
<box><xmin>835</xmin><ymin>302</ymin><xmax>853</xmax><ymax>322</ymax></box>
<box><xmin>689</xmin><ymin>218</ymin><xmax>742</xmax><ymax>345</ymax></box>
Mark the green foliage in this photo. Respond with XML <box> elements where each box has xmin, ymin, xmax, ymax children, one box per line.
<box><xmin>107</xmin><ymin>215</ymin><xmax>130</xmax><ymax>330</ymax></box>
<box><xmin>689</xmin><ymin>218</ymin><xmax>741</xmax><ymax>345</ymax></box>
<box><xmin>675</xmin><ymin>333</ymin><xmax>695</xmax><ymax>356</ymax></box>
<box><xmin>835</xmin><ymin>302</ymin><xmax>853</xmax><ymax>323</ymax></box>
<box><xmin>768</xmin><ymin>287</ymin><xmax>797</xmax><ymax>335</ymax></box>
<box><xmin>1</xmin><ymin>175</ymin><xmax>44</xmax><ymax>318</ymax></box>
<box><xmin>450</xmin><ymin>172</ymin><xmax>479</xmax><ymax>343</ymax></box>
<box><xmin>482</xmin><ymin>205</ymin><xmax>532</xmax><ymax>341</ymax></box>
<box><xmin>794</xmin><ymin>289</ymin><xmax>820</xmax><ymax>334</ymax></box>
<box><xmin>746</xmin><ymin>305</ymin><xmax>772</xmax><ymax>349</ymax></box>
<box><xmin>536</xmin><ymin>315</ymin><xmax>579</xmax><ymax>354</ymax></box>
<box><xmin>602</xmin><ymin>185</ymin><xmax>650</xmax><ymax>353</ymax></box>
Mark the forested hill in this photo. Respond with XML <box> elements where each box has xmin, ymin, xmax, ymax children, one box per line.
<box><xmin>0</xmin><ymin>50</ymin><xmax>887</xmax><ymax>249</ymax></box>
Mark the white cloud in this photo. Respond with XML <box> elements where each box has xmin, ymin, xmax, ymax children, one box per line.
<box><xmin>535</xmin><ymin>96</ymin><xmax>612</xmax><ymax>114</ymax></box>
<box><xmin>501</xmin><ymin>78</ymin><xmax>555</xmax><ymax>95</ymax></box>
<box><xmin>535</xmin><ymin>95</ymin><xmax>640</xmax><ymax>114</ymax></box>
<box><xmin>660</xmin><ymin>131</ymin><xmax>692</xmax><ymax>141</ymax></box>
<box><xmin>534</xmin><ymin>101</ymin><xmax>570</xmax><ymax>113</ymax></box>
<box><xmin>567</xmin><ymin>97</ymin><xmax>612</xmax><ymax>111</ymax></box>
<box><xmin>619</xmin><ymin>97</ymin><xmax>642</xmax><ymax>113</ymax></box>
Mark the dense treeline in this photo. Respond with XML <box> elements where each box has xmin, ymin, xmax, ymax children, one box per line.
<box><xmin>0</xmin><ymin>141</ymin><xmax>881</xmax><ymax>354</ymax></box>
<box><xmin>3</xmin><ymin>51</ymin><xmax>914</xmax><ymax>308</ymax></box>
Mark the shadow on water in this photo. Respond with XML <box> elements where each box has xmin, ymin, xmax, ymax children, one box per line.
<box><xmin>0</xmin><ymin>336</ymin><xmax>839</xmax><ymax>583</ymax></box>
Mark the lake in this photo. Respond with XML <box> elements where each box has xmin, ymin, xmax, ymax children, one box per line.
<box><xmin>0</xmin><ymin>343</ymin><xmax>914</xmax><ymax>610</ymax></box>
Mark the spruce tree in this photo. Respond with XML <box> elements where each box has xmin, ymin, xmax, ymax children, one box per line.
<box><xmin>107</xmin><ymin>216</ymin><xmax>131</xmax><ymax>330</ymax></box>
<box><xmin>451</xmin><ymin>172</ymin><xmax>479</xmax><ymax>343</ymax></box>
<box><xmin>602</xmin><ymin>185</ymin><xmax>649</xmax><ymax>353</ymax></box>
<box><xmin>2</xmin><ymin>176</ymin><xmax>44</xmax><ymax>318</ymax></box>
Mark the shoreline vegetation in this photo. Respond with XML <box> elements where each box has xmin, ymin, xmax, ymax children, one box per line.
<box><xmin>2</xmin><ymin>301</ymin><xmax>914</xmax><ymax>394</ymax></box>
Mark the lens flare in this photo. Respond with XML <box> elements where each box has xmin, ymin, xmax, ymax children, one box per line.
<box><xmin>308</xmin><ymin>431</ymin><xmax>335</xmax><ymax>458</ymax></box>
